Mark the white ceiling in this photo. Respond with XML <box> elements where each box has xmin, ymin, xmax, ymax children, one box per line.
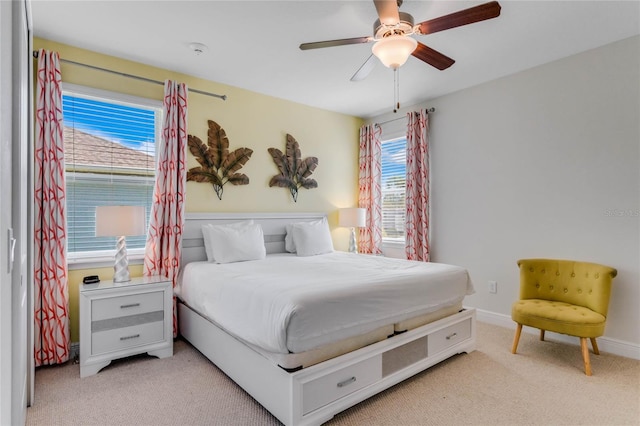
<box><xmin>30</xmin><ymin>1</ymin><xmax>640</xmax><ymax>119</ymax></box>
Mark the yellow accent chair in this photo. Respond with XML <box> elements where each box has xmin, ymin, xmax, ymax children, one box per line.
<box><xmin>511</xmin><ymin>258</ymin><xmax>617</xmax><ymax>376</ymax></box>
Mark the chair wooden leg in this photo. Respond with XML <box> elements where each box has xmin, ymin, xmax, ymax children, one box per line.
<box><xmin>539</xmin><ymin>329</ymin><xmax>545</xmax><ymax>341</ymax></box>
<box><xmin>590</xmin><ymin>338</ymin><xmax>600</xmax><ymax>355</ymax></box>
<box><xmin>512</xmin><ymin>323</ymin><xmax>523</xmax><ymax>354</ymax></box>
<box><xmin>580</xmin><ymin>337</ymin><xmax>592</xmax><ymax>376</ymax></box>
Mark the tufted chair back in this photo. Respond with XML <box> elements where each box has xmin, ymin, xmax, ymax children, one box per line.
<box><xmin>517</xmin><ymin>259</ymin><xmax>617</xmax><ymax>317</ymax></box>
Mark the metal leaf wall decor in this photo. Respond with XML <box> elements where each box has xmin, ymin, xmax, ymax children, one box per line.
<box><xmin>187</xmin><ymin>120</ymin><xmax>253</xmax><ymax>200</ymax></box>
<box><xmin>268</xmin><ymin>134</ymin><xmax>318</xmax><ymax>202</ymax></box>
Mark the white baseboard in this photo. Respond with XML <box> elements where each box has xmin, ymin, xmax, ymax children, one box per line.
<box><xmin>472</xmin><ymin>308</ymin><xmax>640</xmax><ymax>360</ymax></box>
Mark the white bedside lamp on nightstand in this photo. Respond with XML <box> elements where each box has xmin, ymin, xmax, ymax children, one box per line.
<box><xmin>339</xmin><ymin>207</ymin><xmax>366</xmax><ymax>254</ymax></box>
<box><xmin>96</xmin><ymin>206</ymin><xmax>146</xmax><ymax>283</ymax></box>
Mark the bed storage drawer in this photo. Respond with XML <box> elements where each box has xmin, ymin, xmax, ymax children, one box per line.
<box><xmin>428</xmin><ymin>318</ymin><xmax>471</xmax><ymax>356</ymax></box>
<box><xmin>302</xmin><ymin>355</ymin><xmax>382</xmax><ymax>415</ymax></box>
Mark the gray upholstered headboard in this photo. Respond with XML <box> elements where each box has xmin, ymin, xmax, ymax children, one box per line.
<box><xmin>181</xmin><ymin>212</ymin><xmax>326</xmax><ymax>265</ymax></box>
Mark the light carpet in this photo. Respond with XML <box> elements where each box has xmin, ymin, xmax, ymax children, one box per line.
<box><xmin>26</xmin><ymin>322</ymin><xmax>640</xmax><ymax>426</ymax></box>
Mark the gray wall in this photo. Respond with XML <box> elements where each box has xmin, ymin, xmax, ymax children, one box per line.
<box><xmin>370</xmin><ymin>35</ymin><xmax>640</xmax><ymax>348</ymax></box>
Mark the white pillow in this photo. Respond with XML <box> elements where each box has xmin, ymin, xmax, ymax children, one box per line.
<box><xmin>202</xmin><ymin>220</ymin><xmax>254</xmax><ymax>262</ymax></box>
<box><xmin>284</xmin><ymin>224</ymin><xmax>296</xmax><ymax>253</ymax></box>
<box><xmin>207</xmin><ymin>222</ymin><xmax>266</xmax><ymax>264</ymax></box>
<box><xmin>291</xmin><ymin>218</ymin><xmax>334</xmax><ymax>257</ymax></box>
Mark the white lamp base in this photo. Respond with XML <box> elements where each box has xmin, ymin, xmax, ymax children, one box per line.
<box><xmin>113</xmin><ymin>236</ymin><xmax>131</xmax><ymax>283</ymax></box>
<box><xmin>348</xmin><ymin>227</ymin><xmax>358</xmax><ymax>254</ymax></box>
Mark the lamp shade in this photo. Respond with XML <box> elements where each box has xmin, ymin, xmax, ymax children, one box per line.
<box><xmin>96</xmin><ymin>206</ymin><xmax>146</xmax><ymax>237</ymax></box>
<box><xmin>372</xmin><ymin>35</ymin><xmax>418</xmax><ymax>69</ymax></box>
<box><xmin>339</xmin><ymin>208</ymin><xmax>367</xmax><ymax>228</ymax></box>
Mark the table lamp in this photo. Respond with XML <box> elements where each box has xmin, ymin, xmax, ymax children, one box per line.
<box><xmin>338</xmin><ymin>207</ymin><xmax>366</xmax><ymax>254</ymax></box>
<box><xmin>96</xmin><ymin>205</ymin><xmax>146</xmax><ymax>282</ymax></box>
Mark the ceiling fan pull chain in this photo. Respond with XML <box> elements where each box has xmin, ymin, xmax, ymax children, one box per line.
<box><xmin>393</xmin><ymin>67</ymin><xmax>399</xmax><ymax>113</ymax></box>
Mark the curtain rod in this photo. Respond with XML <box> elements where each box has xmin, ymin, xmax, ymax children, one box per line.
<box><xmin>32</xmin><ymin>51</ymin><xmax>227</xmax><ymax>101</ymax></box>
<box><xmin>377</xmin><ymin>107</ymin><xmax>435</xmax><ymax>126</ymax></box>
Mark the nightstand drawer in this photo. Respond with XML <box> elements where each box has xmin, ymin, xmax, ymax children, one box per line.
<box><xmin>92</xmin><ymin>291</ymin><xmax>164</xmax><ymax>321</ymax></box>
<box><xmin>92</xmin><ymin>321</ymin><xmax>165</xmax><ymax>355</ymax></box>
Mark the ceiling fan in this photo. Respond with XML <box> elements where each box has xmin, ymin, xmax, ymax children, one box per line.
<box><xmin>300</xmin><ymin>0</ymin><xmax>501</xmax><ymax>81</ymax></box>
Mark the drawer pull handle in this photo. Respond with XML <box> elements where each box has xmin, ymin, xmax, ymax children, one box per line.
<box><xmin>446</xmin><ymin>332</ymin><xmax>458</xmax><ymax>340</ymax></box>
<box><xmin>120</xmin><ymin>334</ymin><xmax>140</xmax><ymax>341</ymax></box>
<box><xmin>337</xmin><ymin>376</ymin><xmax>356</xmax><ymax>388</ymax></box>
<box><xmin>120</xmin><ymin>303</ymin><xmax>141</xmax><ymax>309</ymax></box>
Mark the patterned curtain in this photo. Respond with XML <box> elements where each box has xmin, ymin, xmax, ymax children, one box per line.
<box><xmin>144</xmin><ymin>80</ymin><xmax>188</xmax><ymax>337</ymax></box>
<box><xmin>34</xmin><ymin>49</ymin><xmax>70</xmax><ymax>366</ymax></box>
<box><xmin>405</xmin><ymin>110</ymin><xmax>430</xmax><ymax>261</ymax></box>
<box><xmin>357</xmin><ymin>124</ymin><xmax>382</xmax><ymax>255</ymax></box>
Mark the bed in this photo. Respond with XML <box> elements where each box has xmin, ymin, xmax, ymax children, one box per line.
<box><xmin>177</xmin><ymin>212</ymin><xmax>476</xmax><ymax>426</ymax></box>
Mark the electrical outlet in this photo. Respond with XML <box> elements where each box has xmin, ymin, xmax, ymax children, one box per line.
<box><xmin>488</xmin><ymin>280</ymin><xmax>498</xmax><ymax>294</ymax></box>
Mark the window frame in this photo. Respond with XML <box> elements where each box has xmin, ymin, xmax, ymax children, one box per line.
<box><xmin>62</xmin><ymin>83</ymin><xmax>162</xmax><ymax>268</ymax></box>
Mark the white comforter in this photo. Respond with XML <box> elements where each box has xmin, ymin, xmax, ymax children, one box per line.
<box><xmin>177</xmin><ymin>252</ymin><xmax>474</xmax><ymax>354</ymax></box>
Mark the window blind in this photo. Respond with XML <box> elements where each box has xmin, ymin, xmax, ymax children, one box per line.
<box><xmin>381</xmin><ymin>137</ymin><xmax>407</xmax><ymax>242</ymax></box>
<box><xmin>62</xmin><ymin>90</ymin><xmax>160</xmax><ymax>255</ymax></box>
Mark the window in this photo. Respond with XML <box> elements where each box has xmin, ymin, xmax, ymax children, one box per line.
<box><xmin>381</xmin><ymin>137</ymin><xmax>406</xmax><ymax>244</ymax></box>
<box><xmin>62</xmin><ymin>84</ymin><xmax>162</xmax><ymax>263</ymax></box>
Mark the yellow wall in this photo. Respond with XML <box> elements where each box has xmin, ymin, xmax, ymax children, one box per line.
<box><xmin>34</xmin><ymin>38</ymin><xmax>363</xmax><ymax>342</ymax></box>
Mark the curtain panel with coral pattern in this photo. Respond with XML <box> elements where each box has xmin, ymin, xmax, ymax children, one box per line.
<box><xmin>34</xmin><ymin>49</ymin><xmax>70</xmax><ymax>366</ymax></box>
<box><xmin>144</xmin><ymin>80</ymin><xmax>188</xmax><ymax>337</ymax></box>
<box><xmin>405</xmin><ymin>110</ymin><xmax>430</xmax><ymax>261</ymax></box>
<box><xmin>358</xmin><ymin>124</ymin><xmax>383</xmax><ymax>255</ymax></box>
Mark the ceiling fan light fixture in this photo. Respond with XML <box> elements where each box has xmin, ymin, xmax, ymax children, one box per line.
<box><xmin>372</xmin><ymin>35</ymin><xmax>418</xmax><ymax>69</ymax></box>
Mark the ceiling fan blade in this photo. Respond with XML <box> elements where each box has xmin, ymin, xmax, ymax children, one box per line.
<box><xmin>411</xmin><ymin>42</ymin><xmax>455</xmax><ymax>70</ymax></box>
<box><xmin>416</xmin><ymin>1</ymin><xmax>501</xmax><ymax>36</ymax></box>
<box><xmin>299</xmin><ymin>36</ymin><xmax>372</xmax><ymax>50</ymax></box>
<box><xmin>373</xmin><ymin>0</ymin><xmax>400</xmax><ymax>26</ymax></box>
<box><xmin>350</xmin><ymin>54</ymin><xmax>377</xmax><ymax>82</ymax></box>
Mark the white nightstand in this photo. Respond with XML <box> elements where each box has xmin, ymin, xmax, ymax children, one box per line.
<box><xmin>79</xmin><ymin>275</ymin><xmax>173</xmax><ymax>378</ymax></box>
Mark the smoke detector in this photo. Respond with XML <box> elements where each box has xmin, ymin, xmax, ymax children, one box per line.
<box><xmin>189</xmin><ymin>42</ymin><xmax>208</xmax><ymax>56</ymax></box>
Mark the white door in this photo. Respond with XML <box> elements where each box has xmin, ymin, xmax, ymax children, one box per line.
<box><xmin>0</xmin><ymin>0</ymin><xmax>16</xmax><ymax>423</ymax></box>
<box><xmin>12</xmin><ymin>0</ymin><xmax>32</xmax><ymax>422</ymax></box>
<box><xmin>0</xmin><ymin>0</ymin><xmax>31</xmax><ymax>424</ymax></box>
